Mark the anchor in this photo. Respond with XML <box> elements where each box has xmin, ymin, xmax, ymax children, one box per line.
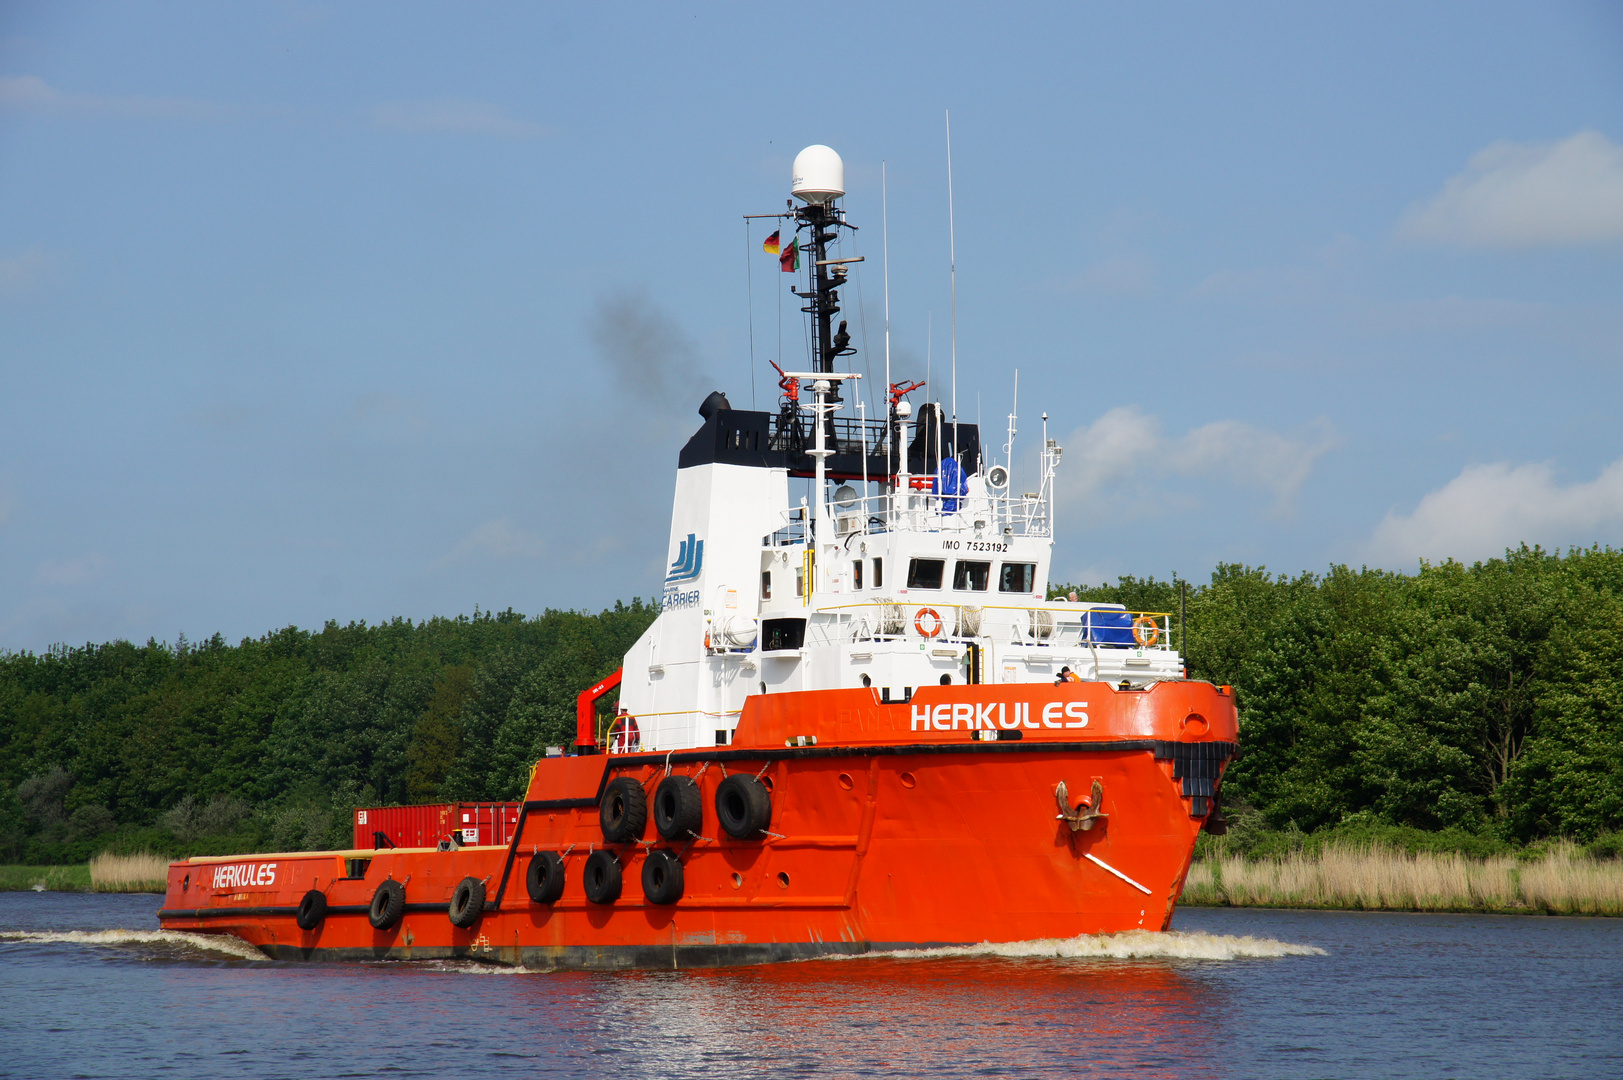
<box><xmin>1055</xmin><ymin>779</ymin><xmax>1107</xmax><ymax>832</ymax></box>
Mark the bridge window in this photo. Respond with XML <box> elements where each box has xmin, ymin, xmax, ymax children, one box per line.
<box><xmin>999</xmin><ymin>562</ymin><xmax>1036</xmax><ymax>593</ymax></box>
<box><xmin>953</xmin><ymin>560</ymin><xmax>990</xmax><ymax>591</ymax></box>
<box><xmin>907</xmin><ymin>558</ymin><xmax>945</xmax><ymax>589</ymax></box>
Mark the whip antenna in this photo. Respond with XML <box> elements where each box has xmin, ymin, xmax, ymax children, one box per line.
<box><xmin>946</xmin><ymin>109</ymin><xmax>959</xmax><ymax>464</ymax></box>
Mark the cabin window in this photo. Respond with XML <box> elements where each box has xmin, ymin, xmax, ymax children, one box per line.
<box><xmin>762</xmin><ymin>617</ymin><xmax>806</xmax><ymax>651</ymax></box>
<box><xmin>907</xmin><ymin>558</ymin><xmax>945</xmax><ymax>589</ymax></box>
<box><xmin>999</xmin><ymin>562</ymin><xmax>1037</xmax><ymax>593</ymax></box>
<box><xmin>852</xmin><ymin>560</ymin><xmax>863</xmax><ymax>590</ymax></box>
<box><xmin>872</xmin><ymin>557</ymin><xmax>883</xmax><ymax>588</ymax></box>
<box><xmin>761</xmin><ymin>570</ymin><xmax>772</xmax><ymax>601</ymax></box>
<box><xmin>953</xmin><ymin>560</ymin><xmax>991</xmax><ymax>591</ymax></box>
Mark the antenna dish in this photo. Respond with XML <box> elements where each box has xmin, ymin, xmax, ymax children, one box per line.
<box><xmin>791</xmin><ymin>145</ymin><xmax>844</xmax><ymax>204</ymax></box>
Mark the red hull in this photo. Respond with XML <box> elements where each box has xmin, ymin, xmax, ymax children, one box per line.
<box><xmin>159</xmin><ymin>680</ymin><xmax>1236</xmax><ymax>968</ymax></box>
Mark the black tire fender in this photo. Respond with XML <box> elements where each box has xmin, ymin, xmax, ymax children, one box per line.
<box><xmin>295</xmin><ymin>888</ymin><xmax>327</xmax><ymax>931</ymax></box>
<box><xmin>715</xmin><ymin>774</ymin><xmax>772</xmax><ymax>840</ymax></box>
<box><xmin>448</xmin><ymin>876</ymin><xmax>486</xmax><ymax>928</ymax></box>
<box><xmin>600</xmin><ymin>776</ymin><xmax>649</xmax><ymax>844</ymax></box>
<box><xmin>582</xmin><ymin>849</ymin><xmax>622</xmax><ymax>905</ymax></box>
<box><xmin>653</xmin><ymin>775</ymin><xmax>703</xmax><ymax>841</ymax></box>
<box><xmin>526</xmin><ymin>851</ymin><xmax>564</xmax><ymax>904</ymax></box>
<box><xmin>641</xmin><ymin>849</ymin><xmax>684</xmax><ymax>905</ymax></box>
<box><xmin>368</xmin><ymin>879</ymin><xmax>405</xmax><ymax>930</ymax></box>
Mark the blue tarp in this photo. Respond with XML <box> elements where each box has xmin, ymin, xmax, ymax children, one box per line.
<box><xmin>1084</xmin><ymin>609</ymin><xmax>1134</xmax><ymax>646</ymax></box>
<box><xmin>934</xmin><ymin>458</ymin><xmax>967</xmax><ymax>513</ymax></box>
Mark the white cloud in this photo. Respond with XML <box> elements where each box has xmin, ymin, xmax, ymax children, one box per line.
<box><xmin>36</xmin><ymin>554</ymin><xmax>109</xmax><ymax>587</ymax></box>
<box><xmin>1399</xmin><ymin>130</ymin><xmax>1623</xmax><ymax>248</ymax></box>
<box><xmin>1368</xmin><ymin>458</ymin><xmax>1623</xmax><ymax>565</ymax></box>
<box><xmin>0</xmin><ymin>75</ymin><xmax>227</xmax><ymax>121</ymax></box>
<box><xmin>435</xmin><ymin>519</ymin><xmax>545</xmax><ymax>566</ymax></box>
<box><xmin>370</xmin><ymin>100</ymin><xmax>550</xmax><ymax>139</ymax></box>
<box><xmin>1057</xmin><ymin>406</ymin><xmax>1338</xmax><ymax>518</ymax></box>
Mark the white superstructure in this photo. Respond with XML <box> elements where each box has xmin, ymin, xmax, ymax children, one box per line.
<box><xmin>614</xmin><ymin>148</ymin><xmax>1183</xmax><ymax>752</ymax></box>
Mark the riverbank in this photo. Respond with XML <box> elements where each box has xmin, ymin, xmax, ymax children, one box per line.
<box><xmin>0</xmin><ymin>853</ymin><xmax>168</xmax><ymax>893</ymax></box>
<box><xmin>1183</xmin><ymin>843</ymin><xmax>1623</xmax><ymax>916</ymax></box>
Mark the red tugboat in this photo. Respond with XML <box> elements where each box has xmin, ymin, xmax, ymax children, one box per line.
<box><xmin>159</xmin><ymin>145</ymin><xmax>1237</xmax><ymax>968</ymax></box>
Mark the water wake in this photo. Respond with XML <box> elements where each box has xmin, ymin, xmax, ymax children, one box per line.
<box><xmin>856</xmin><ymin>930</ymin><xmax>1325</xmax><ymax>962</ymax></box>
<box><xmin>0</xmin><ymin>928</ymin><xmax>270</xmax><ymax>962</ymax></box>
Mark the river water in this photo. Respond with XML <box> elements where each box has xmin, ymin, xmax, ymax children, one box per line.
<box><xmin>2</xmin><ymin>892</ymin><xmax>1619</xmax><ymax>1078</ymax></box>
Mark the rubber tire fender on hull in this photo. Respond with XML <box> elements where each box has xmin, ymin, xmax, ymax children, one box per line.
<box><xmin>583</xmin><ymin>850</ymin><xmax>622</xmax><ymax>904</ymax></box>
<box><xmin>600</xmin><ymin>776</ymin><xmax>649</xmax><ymax>844</ymax></box>
<box><xmin>654</xmin><ymin>776</ymin><xmax>703</xmax><ymax>841</ymax></box>
<box><xmin>641</xmin><ymin>849</ymin><xmax>684</xmax><ymax>905</ymax></box>
<box><xmin>295</xmin><ymin>888</ymin><xmax>327</xmax><ymax>931</ymax></box>
<box><xmin>715</xmin><ymin>774</ymin><xmax>772</xmax><ymax>840</ymax></box>
<box><xmin>526</xmin><ymin>851</ymin><xmax>565</xmax><ymax>904</ymax></box>
<box><xmin>369</xmin><ymin>879</ymin><xmax>405</xmax><ymax>930</ymax></box>
<box><xmin>448</xmin><ymin>876</ymin><xmax>485</xmax><ymax>928</ymax></box>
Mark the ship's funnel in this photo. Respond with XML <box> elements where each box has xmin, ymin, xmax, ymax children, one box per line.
<box><xmin>791</xmin><ymin>145</ymin><xmax>844</xmax><ymax>204</ymax></box>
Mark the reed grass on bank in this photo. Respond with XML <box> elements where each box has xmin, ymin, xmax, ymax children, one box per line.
<box><xmin>1184</xmin><ymin>843</ymin><xmax>1623</xmax><ymax>915</ymax></box>
<box><xmin>87</xmin><ymin>851</ymin><xmax>170</xmax><ymax>892</ymax></box>
<box><xmin>0</xmin><ymin>864</ymin><xmax>93</xmax><ymax>891</ymax></box>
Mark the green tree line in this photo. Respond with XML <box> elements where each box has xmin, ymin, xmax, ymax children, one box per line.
<box><xmin>3</xmin><ymin>545</ymin><xmax>1622</xmax><ymax>865</ymax></box>
<box><xmin>0</xmin><ymin>603</ymin><xmax>654</xmax><ymax>863</ymax></box>
<box><xmin>1053</xmin><ymin>544</ymin><xmax>1623</xmax><ymax>844</ymax></box>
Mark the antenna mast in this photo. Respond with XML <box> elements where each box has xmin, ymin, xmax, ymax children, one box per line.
<box><xmin>946</xmin><ymin>109</ymin><xmax>959</xmax><ymax>463</ymax></box>
<box><xmin>882</xmin><ymin>160</ymin><xmax>892</xmax><ymax>485</ymax></box>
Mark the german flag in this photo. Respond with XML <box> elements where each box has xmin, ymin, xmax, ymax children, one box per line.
<box><xmin>779</xmin><ymin>236</ymin><xmax>799</xmax><ymax>273</ymax></box>
<box><xmin>762</xmin><ymin>230</ymin><xmax>780</xmax><ymax>255</ymax></box>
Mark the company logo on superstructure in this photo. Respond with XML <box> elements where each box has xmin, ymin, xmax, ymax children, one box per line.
<box><xmin>665</xmin><ymin>533</ymin><xmax>704</xmax><ymax>583</ymax></box>
<box><xmin>663</xmin><ymin>532</ymin><xmax>704</xmax><ymax>607</ymax></box>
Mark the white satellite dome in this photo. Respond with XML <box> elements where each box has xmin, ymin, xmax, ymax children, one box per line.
<box><xmin>791</xmin><ymin>145</ymin><xmax>844</xmax><ymax>204</ymax></box>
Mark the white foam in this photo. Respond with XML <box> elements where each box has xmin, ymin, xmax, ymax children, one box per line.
<box><xmin>852</xmin><ymin>930</ymin><xmax>1325</xmax><ymax>962</ymax></box>
<box><xmin>0</xmin><ymin>928</ymin><xmax>271</xmax><ymax>962</ymax></box>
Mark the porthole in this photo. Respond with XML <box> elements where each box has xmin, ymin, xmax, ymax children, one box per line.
<box><xmin>777</xmin><ymin>872</ymin><xmax>790</xmax><ymax>889</ymax></box>
<box><xmin>837</xmin><ymin>773</ymin><xmax>854</xmax><ymax>791</ymax></box>
<box><xmin>900</xmin><ymin>772</ymin><xmax>917</xmax><ymax>789</ymax></box>
<box><xmin>731</xmin><ymin>872</ymin><xmax>744</xmax><ymax>890</ymax></box>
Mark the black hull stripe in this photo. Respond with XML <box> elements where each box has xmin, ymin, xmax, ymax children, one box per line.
<box><xmin>161</xmin><ymin>902</ymin><xmax>450</xmax><ymax>920</ymax></box>
<box><xmin>523</xmin><ymin>738</ymin><xmax>1236</xmax><ymax>813</ymax></box>
<box><xmin>254</xmin><ymin>939</ymin><xmax>955</xmax><ymax>970</ymax></box>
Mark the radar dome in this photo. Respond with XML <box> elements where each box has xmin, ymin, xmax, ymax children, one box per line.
<box><xmin>791</xmin><ymin>145</ymin><xmax>844</xmax><ymax>204</ymax></box>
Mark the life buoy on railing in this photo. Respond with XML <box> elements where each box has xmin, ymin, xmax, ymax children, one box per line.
<box><xmin>1132</xmin><ymin>616</ymin><xmax>1160</xmax><ymax>646</ymax></box>
<box><xmin>915</xmin><ymin>607</ymin><xmax>944</xmax><ymax>638</ymax></box>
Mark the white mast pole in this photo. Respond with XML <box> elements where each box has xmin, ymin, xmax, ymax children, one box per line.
<box><xmin>882</xmin><ymin>160</ymin><xmax>892</xmax><ymax>507</ymax></box>
<box><xmin>946</xmin><ymin>109</ymin><xmax>959</xmax><ymax>462</ymax></box>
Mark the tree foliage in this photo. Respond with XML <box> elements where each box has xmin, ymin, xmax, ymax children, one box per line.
<box><xmin>0</xmin><ymin>603</ymin><xmax>654</xmax><ymax>862</ymax></box>
<box><xmin>1054</xmin><ymin>545</ymin><xmax>1623</xmax><ymax>841</ymax></box>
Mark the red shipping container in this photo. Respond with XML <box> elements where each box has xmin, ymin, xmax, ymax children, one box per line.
<box><xmin>353</xmin><ymin>802</ymin><xmax>523</xmax><ymax>850</ymax></box>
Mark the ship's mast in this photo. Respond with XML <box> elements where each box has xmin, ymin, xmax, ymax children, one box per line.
<box><xmin>788</xmin><ymin>147</ymin><xmax>859</xmax><ymax>401</ymax></box>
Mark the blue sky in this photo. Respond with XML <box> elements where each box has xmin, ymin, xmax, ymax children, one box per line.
<box><xmin>3</xmin><ymin>2</ymin><xmax>1622</xmax><ymax>651</ymax></box>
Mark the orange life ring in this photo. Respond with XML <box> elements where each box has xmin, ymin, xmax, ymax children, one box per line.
<box><xmin>1131</xmin><ymin>616</ymin><xmax>1160</xmax><ymax>646</ymax></box>
<box><xmin>914</xmin><ymin>607</ymin><xmax>944</xmax><ymax>638</ymax></box>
